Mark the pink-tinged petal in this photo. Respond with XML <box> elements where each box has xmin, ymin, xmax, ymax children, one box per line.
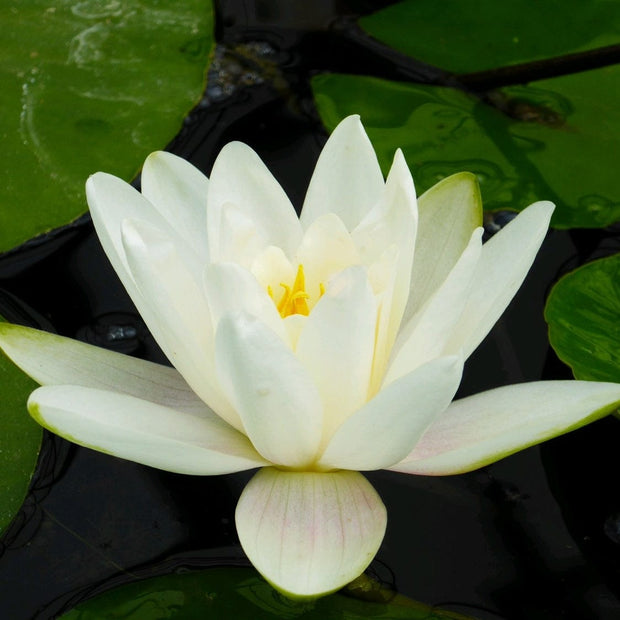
<box><xmin>385</xmin><ymin>227</ymin><xmax>482</xmax><ymax>385</ymax></box>
<box><xmin>29</xmin><ymin>386</ymin><xmax>267</xmax><ymax>475</ymax></box>
<box><xmin>235</xmin><ymin>467</ymin><xmax>386</xmax><ymax>598</ymax></box>
<box><xmin>300</xmin><ymin>115</ymin><xmax>384</xmax><ymax>231</ymax></box>
<box><xmin>121</xmin><ymin>218</ymin><xmax>240</xmax><ymax>430</ymax></box>
<box><xmin>215</xmin><ymin>312</ymin><xmax>323</xmax><ymax>468</ymax></box>
<box><xmin>390</xmin><ymin>380</ymin><xmax>620</xmax><ymax>476</ymax></box>
<box><xmin>404</xmin><ymin>172</ymin><xmax>482</xmax><ymax>323</ymax></box>
<box><xmin>203</xmin><ymin>262</ymin><xmax>286</xmax><ymax>342</ymax></box>
<box><xmin>318</xmin><ymin>354</ymin><xmax>463</xmax><ymax>471</ymax></box>
<box><xmin>295</xmin><ymin>266</ymin><xmax>377</xmax><ymax>443</ymax></box>
<box><xmin>207</xmin><ymin>142</ymin><xmax>302</xmax><ymax>262</ymax></box>
<box><xmin>0</xmin><ymin>324</ymin><xmax>208</xmax><ymax>417</ymax></box>
<box><xmin>141</xmin><ymin>151</ymin><xmax>209</xmax><ymax>262</ymax></box>
<box><xmin>443</xmin><ymin>201</ymin><xmax>555</xmax><ymax>358</ymax></box>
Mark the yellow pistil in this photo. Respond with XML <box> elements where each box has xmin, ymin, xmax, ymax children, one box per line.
<box><xmin>277</xmin><ymin>264</ymin><xmax>310</xmax><ymax>318</ymax></box>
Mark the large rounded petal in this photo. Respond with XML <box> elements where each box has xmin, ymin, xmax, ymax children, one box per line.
<box><xmin>141</xmin><ymin>151</ymin><xmax>209</xmax><ymax>262</ymax></box>
<box><xmin>318</xmin><ymin>354</ymin><xmax>463</xmax><ymax>471</ymax></box>
<box><xmin>404</xmin><ymin>172</ymin><xmax>482</xmax><ymax>323</ymax></box>
<box><xmin>295</xmin><ymin>266</ymin><xmax>377</xmax><ymax>442</ymax></box>
<box><xmin>390</xmin><ymin>380</ymin><xmax>620</xmax><ymax>475</ymax></box>
<box><xmin>300</xmin><ymin>115</ymin><xmax>384</xmax><ymax>231</ymax></box>
<box><xmin>215</xmin><ymin>312</ymin><xmax>323</xmax><ymax>468</ymax></box>
<box><xmin>0</xmin><ymin>324</ymin><xmax>208</xmax><ymax>417</ymax></box>
<box><xmin>443</xmin><ymin>201</ymin><xmax>554</xmax><ymax>358</ymax></box>
<box><xmin>29</xmin><ymin>385</ymin><xmax>267</xmax><ymax>475</ymax></box>
<box><xmin>235</xmin><ymin>468</ymin><xmax>386</xmax><ymax>598</ymax></box>
<box><xmin>207</xmin><ymin>142</ymin><xmax>302</xmax><ymax>263</ymax></box>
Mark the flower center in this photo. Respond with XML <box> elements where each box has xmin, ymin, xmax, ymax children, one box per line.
<box><xmin>268</xmin><ymin>264</ymin><xmax>324</xmax><ymax>318</ymax></box>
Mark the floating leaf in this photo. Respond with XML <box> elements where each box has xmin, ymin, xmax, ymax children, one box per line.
<box><xmin>311</xmin><ymin>66</ymin><xmax>620</xmax><ymax>228</ymax></box>
<box><xmin>545</xmin><ymin>254</ymin><xmax>620</xmax><ymax>383</ymax></box>
<box><xmin>360</xmin><ymin>0</ymin><xmax>620</xmax><ymax>73</ymax></box>
<box><xmin>58</xmin><ymin>567</ymin><xmax>473</xmax><ymax>619</ymax></box>
<box><xmin>0</xmin><ymin>0</ymin><xmax>212</xmax><ymax>253</ymax></box>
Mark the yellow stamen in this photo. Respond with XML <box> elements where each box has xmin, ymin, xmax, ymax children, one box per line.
<box><xmin>270</xmin><ymin>264</ymin><xmax>326</xmax><ymax>318</ymax></box>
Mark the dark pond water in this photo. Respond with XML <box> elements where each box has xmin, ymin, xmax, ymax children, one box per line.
<box><xmin>1</xmin><ymin>2</ymin><xmax>620</xmax><ymax>618</ymax></box>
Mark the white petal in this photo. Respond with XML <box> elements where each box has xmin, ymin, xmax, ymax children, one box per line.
<box><xmin>404</xmin><ymin>172</ymin><xmax>482</xmax><ymax>323</ymax></box>
<box><xmin>385</xmin><ymin>227</ymin><xmax>483</xmax><ymax>385</ymax></box>
<box><xmin>140</xmin><ymin>151</ymin><xmax>209</xmax><ymax>262</ymax></box>
<box><xmin>300</xmin><ymin>115</ymin><xmax>384</xmax><ymax>231</ymax></box>
<box><xmin>318</xmin><ymin>354</ymin><xmax>463</xmax><ymax>471</ymax></box>
<box><xmin>207</xmin><ymin>142</ymin><xmax>302</xmax><ymax>262</ymax></box>
<box><xmin>203</xmin><ymin>262</ymin><xmax>286</xmax><ymax>342</ymax></box>
<box><xmin>29</xmin><ymin>385</ymin><xmax>267</xmax><ymax>475</ymax></box>
<box><xmin>215</xmin><ymin>312</ymin><xmax>323</xmax><ymax>468</ymax></box>
<box><xmin>444</xmin><ymin>201</ymin><xmax>555</xmax><ymax>358</ymax></box>
<box><xmin>0</xmin><ymin>324</ymin><xmax>208</xmax><ymax>417</ymax></box>
<box><xmin>121</xmin><ymin>218</ymin><xmax>240</xmax><ymax>430</ymax></box>
<box><xmin>236</xmin><ymin>467</ymin><xmax>386</xmax><ymax>598</ymax></box>
<box><xmin>390</xmin><ymin>380</ymin><xmax>620</xmax><ymax>475</ymax></box>
<box><xmin>295</xmin><ymin>266</ymin><xmax>377</xmax><ymax>443</ymax></box>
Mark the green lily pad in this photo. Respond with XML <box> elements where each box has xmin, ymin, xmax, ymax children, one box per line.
<box><xmin>0</xmin><ymin>0</ymin><xmax>212</xmax><ymax>253</ymax></box>
<box><xmin>311</xmin><ymin>66</ymin><xmax>620</xmax><ymax>228</ymax></box>
<box><xmin>545</xmin><ymin>254</ymin><xmax>620</xmax><ymax>383</ymax></box>
<box><xmin>0</xmin><ymin>324</ymin><xmax>41</xmax><ymax>535</ymax></box>
<box><xmin>58</xmin><ymin>567</ymin><xmax>473</xmax><ymax>619</ymax></box>
<box><xmin>359</xmin><ymin>0</ymin><xmax>620</xmax><ymax>73</ymax></box>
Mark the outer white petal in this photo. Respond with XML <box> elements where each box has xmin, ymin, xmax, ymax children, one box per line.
<box><xmin>385</xmin><ymin>227</ymin><xmax>482</xmax><ymax>385</ymax></box>
<box><xmin>236</xmin><ymin>468</ymin><xmax>387</xmax><ymax>598</ymax></box>
<box><xmin>29</xmin><ymin>385</ymin><xmax>267</xmax><ymax>475</ymax></box>
<box><xmin>121</xmin><ymin>218</ymin><xmax>240</xmax><ymax>430</ymax></box>
<box><xmin>300</xmin><ymin>115</ymin><xmax>384</xmax><ymax>231</ymax></box>
<box><xmin>403</xmin><ymin>172</ymin><xmax>482</xmax><ymax>323</ymax></box>
<box><xmin>318</xmin><ymin>354</ymin><xmax>463</xmax><ymax>471</ymax></box>
<box><xmin>203</xmin><ymin>262</ymin><xmax>286</xmax><ymax>342</ymax></box>
<box><xmin>295</xmin><ymin>266</ymin><xmax>377</xmax><ymax>443</ymax></box>
<box><xmin>390</xmin><ymin>380</ymin><xmax>620</xmax><ymax>475</ymax></box>
<box><xmin>207</xmin><ymin>142</ymin><xmax>302</xmax><ymax>262</ymax></box>
<box><xmin>141</xmin><ymin>151</ymin><xmax>209</xmax><ymax>262</ymax></box>
<box><xmin>0</xmin><ymin>324</ymin><xmax>208</xmax><ymax>417</ymax></box>
<box><xmin>444</xmin><ymin>201</ymin><xmax>555</xmax><ymax>358</ymax></box>
<box><xmin>215</xmin><ymin>312</ymin><xmax>323</xmax><ymax>468</ymax></box>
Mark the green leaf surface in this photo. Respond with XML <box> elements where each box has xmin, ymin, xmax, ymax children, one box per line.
<box><xmin>0</xmin><ymin>0</ymin><xmax>212</xmax><ymax>253</ymax></box>
<box><xmin>545</xmin><ymin>254</ymin><xmax>620</xmax><ymax>382</ymax></box>
<box><xmin>0</xmin><ymin>322</ymin><xmax>41</xmax><ymax>535</ymax></box>
<box><xmin>58</xmin><ymin>568</ymin><xmax>473</xmax><ymax>619</ymax></box>
<box><xmin>311</xmin><ymin>66</ymin><xmax>620</xmax><ymax>228</ymax></box>
<box><xmin>360</xmin><ymin>0</ymin><xmax>620</xmax><ymax>73</ymax></box>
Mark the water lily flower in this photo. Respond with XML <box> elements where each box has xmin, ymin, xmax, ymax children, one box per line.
<box><xmin>3</xmin><ymin>115</ymin><xmax>620</xmax><ymax>598</ymax></box>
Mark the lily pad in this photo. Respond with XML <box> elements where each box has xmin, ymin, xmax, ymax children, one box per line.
<box><xmin>359</xmin><ymin>0</ymin><xmax>620</xmax><ymax>73</ymax></box>
<box><xmin>545</xmin><ymin>254</ymin><xmax>620</xmax><ymax>383</ymax></box>
<box><xmin>0</xmin><ymin>323</ymin><xmax>41</xmax><ymax>535</ymax></box>
<box><xmin>311</xmin><ymin>66</ymin><xmax>620</xmax><ymax>228</ymax></box>
<box><xmin>58</xmin><ymin>567</ymin><xmax>473</xmax><ymax>619</ymax></box>
<box><xmin>0</xmin><ymin>0</ymin><xmax>212</xmax><ymax>253</ymax></box>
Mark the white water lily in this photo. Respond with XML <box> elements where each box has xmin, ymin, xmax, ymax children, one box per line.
<box><xmin>3</xmin><ymin>115</ymin><xmax>620</xmax><ymax>598</ymax></box>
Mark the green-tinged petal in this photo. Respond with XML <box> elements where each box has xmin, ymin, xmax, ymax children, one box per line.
<box><xmin>215</xmin><ymin>312</ymin><xmax>323</xmax><ymax>468</ymax></box>
<box><xmin>390</xmin><ymin>380</ymin><xmax>620</xmax><ymax>476</ymax></box>
<box><xmin>29</xmin><ymin>386</ymin><xmax>267</xmax><ymax>475</ymax></box>
<box><xmin>296</xmin><ymin>266</ymin><xmax>377</xmax><ymax>443</ymax></box>
<box><xmin>300</xmin><ymin>115</ymin><xmax>384</xmax><ymax>231</ymax></box>
<box><xmin>141</xmin><ymin>151</ymin><xmax>209</xmax><ymax>262</ymax></box>
<box><xmin>385</xmin><ymin>227</ymin><xmax>482</xmax><ymax>385</ymax></box>
<box><xmin>404</xmin><ymin>172</ymin><xmax>482</xmax><ymax>322</ymax></box>
<box><xmin>318</xmin><ymin>354</ymin><xmax>463</xmax><ymax>471</ymax></box>
<box><xmin>235</xmin><ymin>468</ymin><xmax>386</xmax><ymax>598</ymax></box>
<box><xmin>0</xmin><ymin>324</ymin><xmax>208</xmax><ymax>417</ymax></box>
<box><xmin>444</xmin><ymin>200</ymin><xmax>555</xmax><ymax>358</ymax></box>
<box><xmin>121</xmin><ymin>218</ymin><xmax>241</xmax><ymax>431</ymax></box>
<box><xmin>203</xmin><ymin>262</ymin><xmax>287</xmax><ymax>342</ymax></box>
<box><xmin>207</xmin><ymin>142</ymin><xmax>302</xmax><ymax>263</ymax></box>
